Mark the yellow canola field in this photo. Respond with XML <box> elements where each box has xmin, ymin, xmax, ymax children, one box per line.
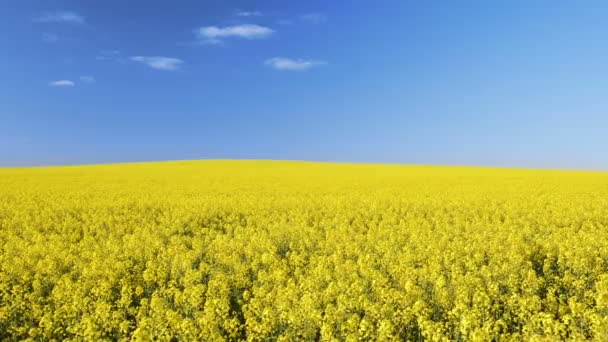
<box><xmin>1</xmin><ymin>160</ymin><xmax>608</xmax><ymax>341</ymax></box>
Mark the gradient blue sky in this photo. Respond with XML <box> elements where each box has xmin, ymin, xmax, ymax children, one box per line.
<box><xmin>1</xmin><ymin>1</ymin><xmax>607</xmax><ymax>169</ymax></box>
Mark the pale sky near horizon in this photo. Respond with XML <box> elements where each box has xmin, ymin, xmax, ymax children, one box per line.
<box><xmin>1</xmin><ymin>1</ymin><xmax>607</xmax><ymax>169</ymax></box>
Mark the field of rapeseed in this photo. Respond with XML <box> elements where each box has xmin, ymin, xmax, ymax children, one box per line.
<box><xmin>1</xmin><ymin>160</ymin><xmax>608</xmax><ymax>341</ymax></box>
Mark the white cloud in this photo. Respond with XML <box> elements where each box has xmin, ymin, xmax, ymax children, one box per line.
<box><xmin>130</xmin><ymin>56</ymin><xmax>184</xmax><ymax>71</ymax></box>
<box><xmin>80</xmin><ymin>76</ymin><xmax>95</xmax><ymax>84</ymax></box>
<box><xmin>42</xmin><ymin>33</ymin><xmax>59</xmax><ymax>43</ymax></box>
<box><xmin>301</xmin><ymin>12</ymin><xmax>327</xmax><ymax>24</ymax></box>
<box><xmin>265</xmin><ymin>57</ymin><xmax>327</xmax><ymax>71</ymax></box>
<box><xmin>236</xmin><ymin>11</ymin><xmax>262</xmax><ymax>17</ymax></box>
<box><xmin>49</xmin><ymin>80</ymin><xmax>75</xmax><ymax>87</ymax></box>
<box><xmin>196</xmin><ymin>24</ymin><xmax>274</xmax><ymax>43</ymax></box>
<box><xmin>34</xmin><ymin>11</ymin><xmax>84</xmax><ymax>24</ymax></box>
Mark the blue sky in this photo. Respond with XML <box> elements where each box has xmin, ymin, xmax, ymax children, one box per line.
<box><xmin>1</xmin><ymin>1</ymin><xmax>607</xmax><ymax>169</ymax></box>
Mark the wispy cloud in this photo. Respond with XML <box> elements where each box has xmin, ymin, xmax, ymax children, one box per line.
<box><xmin>33</xmin><ymin>11</ymin><xmax>84</xmax><ymax>24</ymax></box>
<box><xmin>80</xmin><ymin>76</ymin><xmax>95</xmax><ymax>84</ymax></box>
<box><xmin>301</xmin><ymin>12</ymin><xmax>327</xmax><ymax>24</ymax></box>
<box><xmin>196</xmin><ymin>24</ymin><xmax>274</xmax><ymax>44</ymax></box>
<box><xmin>49</xmin><ymin>80</ymin><xmax>75</xmax><ymax>87</ymax></box>
<box><xmin>236</xmin><ymin>11</ymin><xmax>262</xmax><ymax>17</ymax></box>
<box><xmin>96</xmin><ymin>50</ymin><xmax>121</xmax><ymax>61</ymax></box>
<box><xmin>42</xmin><ymin>33</ymin><xmax>59</xmax><ymax>43</ymax></box>
<box><xmin>265</xmin><ymin>57</ymin><xmax>327</xmax><ymax>71</ymax></box>
<box><xmin>96</xmin><ymin>50</ymin><xmax>131</xmax><ymax>64</ymax></box>
<box><xmin>130</xmin><ymin>56</ymin><xmax>184</xmax><ymax>71</ymax></box>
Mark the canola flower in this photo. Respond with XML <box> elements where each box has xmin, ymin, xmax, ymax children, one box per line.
<box><xmin>1</xmin><ymin>160</ymin><xmax>608</xmax><ymax>341</ymax></box>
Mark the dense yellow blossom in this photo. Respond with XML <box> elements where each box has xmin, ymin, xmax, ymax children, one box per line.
<box><xmin>1</xmin><ymin>160</ymin><xmax>608</xmax><ymax>340</ymax></box>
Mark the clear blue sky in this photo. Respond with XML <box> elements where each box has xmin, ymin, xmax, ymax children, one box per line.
<box><xmin>1</xmin><ymin>1</ymin><xmax>607</xmax><ymax>169</ymax></box>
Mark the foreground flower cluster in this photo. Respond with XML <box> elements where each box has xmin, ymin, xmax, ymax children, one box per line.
<box><xmin>1</xmin><ymin>161</ymin><xmax>608</xmax><ymax>341</ymax></box>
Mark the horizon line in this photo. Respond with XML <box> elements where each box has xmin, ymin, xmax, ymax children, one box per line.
<box><xmin>1</xmin><ymin>158</ymin><xmax>606</xmax><ymax>173</ymax></box>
